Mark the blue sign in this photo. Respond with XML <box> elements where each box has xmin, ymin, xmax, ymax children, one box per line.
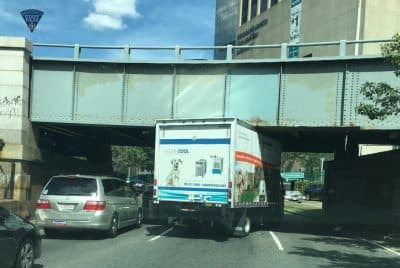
<box><xmin>291</xmin><ymin>0</ymin><xmax>302</xmax><ymax>8</ymax></box>
<box><xmin>20</xmin><ymin>9</ymin><xmax>44</xmax><ymax>32</ymax></box>
<box><xmin>281</xmin><ymin>172</ymin><xmax>304</xmax><ymax>180</ymax></box>
<box><xmin>288</xmin><ymin>46</ymin><xmax>299</xmax><ymax>58</ymax></box>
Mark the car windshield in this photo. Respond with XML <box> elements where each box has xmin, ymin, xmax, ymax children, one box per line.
<box><xmin>43</xmin><ymin>177</ymin><xmax>97</xmax><ymax>196</ymax></box>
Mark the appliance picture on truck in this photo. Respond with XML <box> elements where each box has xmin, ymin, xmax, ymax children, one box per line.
<box><xmin>153</xmin><ymin>118</ymin><xmax>283</xmax><ymax>236</ymax></box>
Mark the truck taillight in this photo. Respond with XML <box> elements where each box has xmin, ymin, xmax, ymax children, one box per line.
<box><xmin>36</xmin><ymin>199</ymin><xmax>51</xmax><ymax>209</ymax></box>
<box><xmin>83</xmin><ymin>201</ymin><xmax>106</xmax><ymax>211</ymax></box>
<box><xmin>228</xmin><ymin>181</ymin><xmax>232</xmax><ymax>200</ymax></box>
<box><xmin>153</xmin><ymin>178</ymin><xmax>157</xmax><ymax>186</ymax></box>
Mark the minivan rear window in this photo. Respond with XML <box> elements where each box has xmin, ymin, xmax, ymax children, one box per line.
<box><xmin>43</xmin><ymin>177</ymin><xmax>97</xmax><ymax>196</ymax></box>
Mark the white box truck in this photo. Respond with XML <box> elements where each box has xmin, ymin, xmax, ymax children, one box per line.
<box><xmin>153</xmin><ymin>118</ymin><xmax>283</xmax><ymax>236</ymax></box>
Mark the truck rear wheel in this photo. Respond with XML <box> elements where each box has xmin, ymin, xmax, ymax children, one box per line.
<box><xmin>234</xmin><ymin>216</ymin><xmax>251</xmax><ymax>237</ymax></box>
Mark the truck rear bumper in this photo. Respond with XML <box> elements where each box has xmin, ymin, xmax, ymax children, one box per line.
<box><xmin>159</xmin><ymin>201</ymin><xmax>228</xmax><ymax>220</ymax></box>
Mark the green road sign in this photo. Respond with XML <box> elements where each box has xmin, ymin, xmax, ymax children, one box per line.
<box><xmin>281</xmin><ymin>172</ymin><xmax>305</xmax><ymax>180</ymax></box>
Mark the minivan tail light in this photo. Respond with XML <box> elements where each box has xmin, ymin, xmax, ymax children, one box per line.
<box><xmin>36</xmin><ymin>199</ymin><xmax>51</xmax><ymax>209</ymax></box>
<box><xmin>83</xmin><ymin>201</ymin><xmax>106</xmax><ymax>211</ymax></box>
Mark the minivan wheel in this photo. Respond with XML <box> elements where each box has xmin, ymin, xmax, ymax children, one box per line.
<box><xmin>108</xmin><ymin>214</ymin><xmax>119</xmax><ymax>238</ymax></box>
<box><xmin>16</xmin><ymin>239</ymin><xmax>34</xmax><ymax>268</ymax></box>
<box><xmin>136</xmin><ymin>209</ymin><xmax>143</xmax><ymax>228</ymax></box>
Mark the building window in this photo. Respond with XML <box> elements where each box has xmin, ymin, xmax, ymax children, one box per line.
<box><xmin>260</xmin><ymin>0</ymin><xmax>268</xmax><ymax>12</ymax></box>
<box><xmin>271</xmin><ymin>0</ymin><xmax>278</xmax><ymax>6</ymax></box>
<box><xmin>241</xmin><ymin>0</ymin><xmax>249</xmax><ymax>25</ymax></box>
<box><xmin>251</xmin><ymin>0</ymin><xmax>258</xmax><ymax>18</ymax></box>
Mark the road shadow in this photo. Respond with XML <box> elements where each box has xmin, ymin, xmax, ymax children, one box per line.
<box><xmin>145</xmin><ymin>223</ymin><xmax>230</xmax><ymax>242</ymax></box>
<box><xmin>33</xmin><ymin>264</ymin><xmax>44</xmax><ymax>268</ymax></box>
<box><xmin>288</xmin><ymin>246</ymin><xmax>400</xmax><ymax>268</ymax></box>
<box><xmin>270</xmin><ymin>212</ymin><xmax>338</xmax><ymax>237</ymax></box>
<box><xmin>301</xmin><ymin>236</ymin><xmax>379</xmax><ymax>252</ymax></box>
<box><xmin>42</xmin><ymin>224</ymin><xmax>139</xmax><ymax>240</ymax></box>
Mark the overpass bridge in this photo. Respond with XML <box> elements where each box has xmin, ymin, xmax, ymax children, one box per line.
<box><xmin>1</xmin><ymin>37</ymin><xmax>400</xmax><ymax>212</ymax></box>
<box><xmin>28</xmin><ymin>40</ymin><xmax>400</xmax><ymax>152</ymax></box>
<box><xmin>30</xmin><ymin>41</ymin><xmax>400</xmax><ymax>130</ymax></box>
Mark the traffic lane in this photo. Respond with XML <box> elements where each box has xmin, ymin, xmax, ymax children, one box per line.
<box><xmin>274</xmin><ymin>213</ymin><xmax>400</xmax><ymax>268</ymax></box>
<box><xmin>150</xmin><ymin>217</ymin><xmax>399</xmax><ymax>268</ymax></box>
<box><xmin>35</xmin><ymin>224</ymin><xmax>169</xmax><ymax>268</ymax></box>
<box><xmin>36</xmin><ymin>215</ymin><xmax>400</xmax><ymax>268</ymax></box>
<box><xmin>144</xmin><ymin>224</ymin><xmax>289</xmax><ymax>268</ymax></box>
<box><xmin>36</xmin><ymin>223</ymin><xmax>289</xmax><ymax>268</ymax></box>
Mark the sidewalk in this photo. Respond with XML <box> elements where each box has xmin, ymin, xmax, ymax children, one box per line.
<box><xmin>284</xmin><ymin>200</ymin><xmax>400</xmax><ymax>255</ymax></box>
<box><xmin>284</xmin><ymin>200</ymin><xmax>324</xmax><ymax>220</ymax></box>
<box><xmin>355</xmin><ymin>227</ymin><xmax>400</xmax><ymax>255</ymax></box>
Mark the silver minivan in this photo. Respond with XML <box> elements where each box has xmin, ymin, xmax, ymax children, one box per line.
<box><xmin>35</xmin><ymin>175</ymin><xmax>142</xmax><ymax>238</ymax></box>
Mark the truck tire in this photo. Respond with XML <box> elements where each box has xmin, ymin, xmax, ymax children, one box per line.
<box><xmin>233</xmin><ymin>216</ymin><xmax>251</xmax><ymax>237</ymax></box>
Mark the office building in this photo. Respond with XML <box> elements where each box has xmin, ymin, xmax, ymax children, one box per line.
<box><xmin>227</xmin><ymin>0</ymin><xmax>400</xmax><ymax>58</ymax></box>
<box><xmin>214</xmin><ymin>0</ymin><xmax>240</xmax><ymax>59</ymax></box>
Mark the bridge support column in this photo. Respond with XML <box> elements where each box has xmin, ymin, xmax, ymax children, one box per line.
<box><xmin>334</xmin><ymin>134</ymin><xmax>359</xmax><ymax>160</ymax></box>
<box><xmin>0</xmin><ymin>37</ymin><xmax>41</xmax><ymax>216</ymax></box>
<box><xmin>87</xmin><ymin>144</ymin><xmax>112</xmax><ymax>175</ymax></box>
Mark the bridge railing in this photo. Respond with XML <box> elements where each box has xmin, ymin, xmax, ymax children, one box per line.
<box><xmin>32</xmin><ymin>39</ymin><xmax>393</xmax><ymax>61</ymax></box>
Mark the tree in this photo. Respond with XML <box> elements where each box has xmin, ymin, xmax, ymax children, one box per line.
<box><xmin>111</xmin><ymin>146</ymin><xmax>154</xmax><ymax>176</ymax></box>
<box><xmin>356</xmin><ymin>33</ymin><xmax>400</xmax><ymax>120</ymax></box>
<box><xmin>281</xmin><ymin>152</ymin><xmax>333</xmax><ymax>181</ymax></box>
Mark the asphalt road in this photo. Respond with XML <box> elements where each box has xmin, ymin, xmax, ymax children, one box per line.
<box><xmin>35</xmin><ymin>213</ymin><xmax>400</xmax><ymax>268</ymax></box>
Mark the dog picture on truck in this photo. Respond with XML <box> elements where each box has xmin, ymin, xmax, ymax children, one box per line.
<box><xmin>153</xmin><ymin>118</ymin><xmax>283</xmax><ymax>236</ymax></box>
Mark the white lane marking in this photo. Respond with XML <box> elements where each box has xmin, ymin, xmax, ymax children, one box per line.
<box><xmin>359</xmin><ymin>237</ymin><xmax>400</xmax><ymax>257</ymax></box>
<box><xmin>269</xmin><ymin>231</ymin><xmax>284</xmax><ymax>251</ymax></box>
<box><xmin>148</xmin><ymin>227</ymin><xmax>174</xmax><ymax>242</ymax></box>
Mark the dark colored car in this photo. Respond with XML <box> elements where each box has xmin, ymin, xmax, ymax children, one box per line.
<box><xmin>304</xmin><ymin>184</ymin><xmax>324</xmax><ymax>201</ymax></box>
<box><xmin>126</xmin><ymin>174</ymin><xmax>153</xmax><ymax>193</ymax></box>
<box><xmin>127</xmin><ymin>179</ymin><xmax>148</xmax><ymax>193</ymax></box>
<box><xmin>125</xmin><ymin>175</ymin><xmax>161</xmax><ymax>222</ymax></box>
<box><xmin>0</xmin><ymin>206</ymin><xmax>41</xmax><ymax>268</ymax></box>
<box><xmin>141</xmin><ymin>184</ymin><xmax>160</xmax><ymax>222</ymax></box>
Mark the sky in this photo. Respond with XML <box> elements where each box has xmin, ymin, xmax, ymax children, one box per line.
<box><xmin>0</xmin><ymin>0</ymin><xmax>217</xmax><ymax>59</ymax></box>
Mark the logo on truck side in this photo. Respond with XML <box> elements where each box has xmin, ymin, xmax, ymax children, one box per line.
<box><xmin>164</xmin><ymin>149</ymin><xmax>189</xmax><ymax>154</ymax></box>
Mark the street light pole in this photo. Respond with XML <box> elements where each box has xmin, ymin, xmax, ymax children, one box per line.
<box><xmin>320</xmin><ymin>157</ymin><xmax>325</xmax><ymax>183</ymax></box>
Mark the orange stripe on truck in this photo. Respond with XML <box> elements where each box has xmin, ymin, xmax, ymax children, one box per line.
<box><xmin>235</xmin><ymin>151</ymin><xmax>278</xmax><ymax>169</ymax></box>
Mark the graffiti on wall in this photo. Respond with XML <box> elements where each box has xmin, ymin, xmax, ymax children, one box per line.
<box><xmin>0</xmin><ymin>96</ymin><xmax>22</xmax><ymax>117</ymax></box>
<box><xmin>0</xmin><ymin>162</ymin><xmax>12</xmax><ymax>199</ymax></box>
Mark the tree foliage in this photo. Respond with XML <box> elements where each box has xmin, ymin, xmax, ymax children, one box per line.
<box><xmin>281</xmin><ymin>152</ymin><xmax>333</xmax><ymax>181</ymax></box>
<box><xmin>356</xmin><ymin>33</ymin><xmax>400</xmax><ymax>120</ymax></box>
<box><xmin>112</xmin><ymin>146</ymin><xmax>154</xmax><ymax>176</ymax></box>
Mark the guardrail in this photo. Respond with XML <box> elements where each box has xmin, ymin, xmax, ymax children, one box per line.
<box><xmin>32</xmin><ymin>38</ymin><xmax>393</xmax><ymax>61</ymax></box>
